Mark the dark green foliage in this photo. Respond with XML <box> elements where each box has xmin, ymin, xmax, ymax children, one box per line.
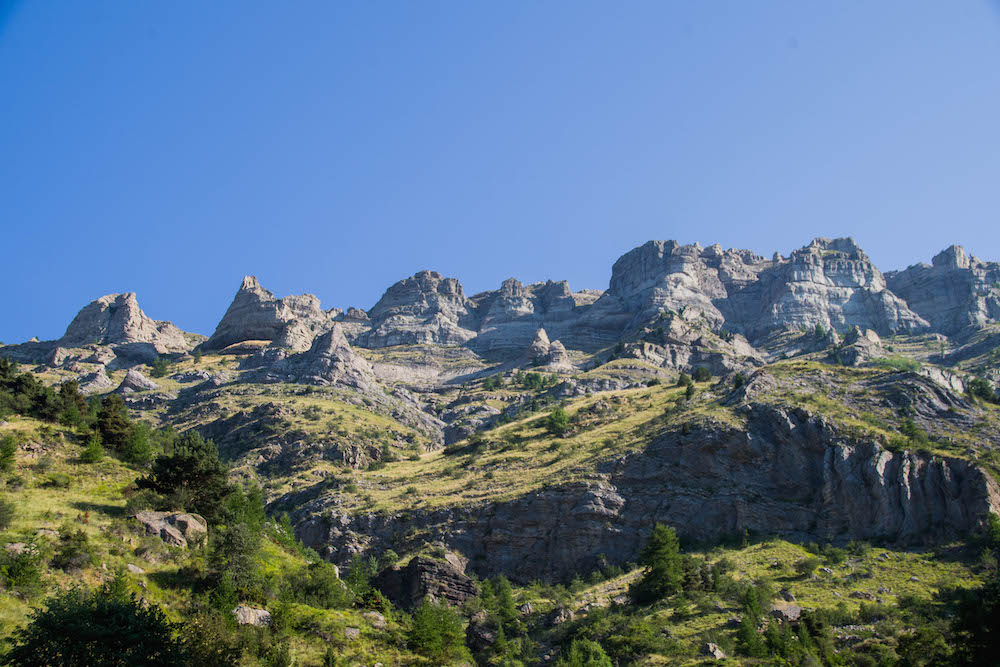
<box><xmin>692</xmin><ymin>366</ymin><xmax>712</xmax><ymax>382</ymax></box>
<box><xmin>150</xmin><ymin>357</ymin><xmax>170</xmax><ymax>378</ymax></box>
<box><xmin>0</xmin><ymin>543</ymin><xmax>44</xmax><ymax>596</ymax></box>
<box><xmin>0</xmin><ymin>358</ymin><xmax>65</xmax><ymax>422</ymax></box>
<box><xmin>0</xmin><ymin>434</ymin><xmax>15</xmax><ymax>474</ymax></box>
<box><xmin>482</xmin><ymin>374</ymin><xmax>505</xmax><ymax>390</ymax></box>
<box><xmin>795</xmin><ymin>556</ymin><xmax>822</xmax><ymax>578</ymax></box>
<box><xmin>137</xmin><ymin>431</ymin><xmax>230</xmax><ymax>522</ymax></box>
<box><xmin>2</xmin><ymin>580</ymin><xmax>185</xmax><ymax>666</ymax></box>
<box><xmin>968</xmin><ymin>377</ymin><xmax>999</xmax><ymax>404</ymax></box>
<box><xmin>814</xmin><ymin>323</ymin><xmax>827</xmax><ymax>338</ymax></box>
<box><xmin>676</xmin><ymin>372</ymin><xmax>692</xmax><ymax>388</ymax></box>
<box><xmin>57</xmin><ymin>381</ymin><xmax>90</xmax><ymax>427</ymax></box>
<box><xmin>282</xmin><ymin>561</ymin><xmax>350</xmax><ymax>609</ymax></box>
<box><xmin>209</xmin><ymin>488</ymin><xmax>267</xmax><ymax>601</ymax></box>
<box><xmin>733</xmin><ymin>372</ymin><xmax>746</xmax><ymax>390</ymax></box>
<box><xmin>516</xmin><ymin>371</ymin><xmax>557</xmax><ymax>391</ymax></box>
<box><xmin>0</xmin><ymin>495</ymin><xmax>14</xmax><ymax>531</ymax></box>
<box><xmin>631</xmin><ymin>524</ymin><xmax>683</xmax><ymax>604</ymax></box>
<box><xmin>546</xmin><ymin>406</ymin><xmax>570</xmax><ymax>436</ymax></box>
<box><xmin>952</xmin><ymin>568</ymin><xmax>1000</xmax><ymax>665</ymax></box>
<box><xmin>684</xmin><ymin>383</ymin><xmax>696</xmax><ymax>401</ymax></box>
<box><xmin>52</xmin><ymin>527</ymin><xmax>94</xmax><ymax>571</ymax></box>
<box><xmin>407</xmin><ymin>598</ymin><xmax>468</xmax><ymax>662</ymax></box>
<box><xmin>121</xmin><ymin>420</ymin><xmax>154</xmax><ymax>466</ymax></box>
<box><xmin>80</xmin><ymin>432</ymin><xmax>104</xmax><ymax>463</ymax></box>
<box><xmin>555</xmin><ymin>639</ymin><xmax>613</xmax><ymax>666</ymax></box>
<box><xmin>96</xmin><ymin>394</ymin><xmax>134</xmax><ymax>453</ymax></box>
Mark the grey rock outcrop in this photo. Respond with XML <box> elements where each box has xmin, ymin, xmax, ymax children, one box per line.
<box><xmin>115</xmin><ymin>369</ymin><xmax>159</xmax><ymax>394</ymax></box>
<box><xmin>204</xmin><ymin>276</ymin><xmax>337</xmax><ymax>352</ymax></box>
<box><xmin>77</xmin><ymin>367</ymin><xmax>115</xmax><ymax>394</ymax></box>
<box><xmin>373</xmin><ymin>555</ymin><xmax>479</xmax><ymax>610</ymax></box>
<box><xmin>261</xmin><ymin>325</ymin><xmax>378</xmax><ymax>392</ymax></box>
<box><xmin>233</xmin><ymin>606</ymin><xmax>272</xmax><ymax>626</ymax></box>
<box><xmin>887</xmin><ymin>245</ymin><xmax>1000</xmax><ymax>335</ymax></box>
<box><xmin>586</xmin><ymin>238</ymin><xmax>928</xmax><ymax>346</ymax></box>
<box><xmin>364</xmin><ymin>271</ymin><xmax>478</xmax><ymax>347</ymax></box>
<box><xmin>299</xmin><ymin>404</ymin><xmax>999</xmax><ymax>582</ymax></box>
<box><xmin>134</xmin><ymin>511</ymin><xmax>207</xmax><ymax>548</ymax></box>
<box><xmin>59</xmin><ymin>293</ymin><xmax>192</xmax><ymax>354</ymax></box>
<box><xmin>836</xmin><ymin>327</ymin><xmax>884</xmax><ymax>366</ymax></box>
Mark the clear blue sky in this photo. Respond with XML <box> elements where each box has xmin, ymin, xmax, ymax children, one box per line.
<box><xmin>2</xmin><ymin>1</ymin><xmax>999</xmax><ymax>342</ymax></box>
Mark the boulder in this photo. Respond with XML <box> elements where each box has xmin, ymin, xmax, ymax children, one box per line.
<box><xmin>363</xmin><ymin>611</ymin><xmax>386</xmax><ymax>629</ymax></box>
<box><xmin>373</xmin><ymin>555</ymin><xmax>479</xmax><ymax>611</ymax></box>
<box><xmin>77</xmin><ymin>367</ymin><xmax>115</xmax><ymax>394</ymax></box>
<box><xmin>115</xmin><ymin>369</ymin><xmax>159</xmax><ymax>394</ymax></box>
<box><xmin>770</xmin><ymin>602</ymin><xmax>804</xmax><ymax>623</ymax></box>
<box><xmin>703</xmin><ymin>642</ymin><xmax>727</xmax><ymax>660</ymax></box>
<box><xmin>233</xmin><ymin>605</ymin><xmax>271</xmax><ymax>626</ymax></box>
<box><xmin>133</xmin><ymin>511</ymin><xmax>207</xmax><ymax>548</ymax></box>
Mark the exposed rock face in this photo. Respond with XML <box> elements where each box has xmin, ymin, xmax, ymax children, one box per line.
<box><xmin>373</xmin><ymin>555</ymin><xmax>479</xmax><ymax>610</ymax></box>
<box><xmin>364</xmin><ymin>271</ymin><xmax>478</xmax><ymax>347</ymax></box>
<box><xmin>587</xmin><ymin>238</ymin><xmax>928</xmax><ymax>345</ymax></box>
<box><xmin>204</xmin><ymin>276</ymin><xmax>337</xmax><ymax>352</ymax></box>
<box><xmin>470</xmin><ymin>279</ymin><xmax>580</xmax><ymax>356</ymax></box>
<box><xmin>299</xmin><ymin>404</ymin><xmax>999</xmax><ymax>582</ymax></box>
<box><xmin>258</xmin><ymin>325</ymin><xmax>378</xmax><ymax>393</ymax></box>
<box><xmin>887</xmin><ymin>245</ymin><xmax>1000</xmax><ymax>335</ymax></box>
<box><xmin>133</xmin><ymin>511</ymin><xmax>207</xmax><ymax>548</ymax></box>
<box><xmin>233</xmin><ymin>606</ymin><xmax>272</xmax><ymax>626</ymax></box>
<box><xmin>77</xmin><ymin>367</ymin><xmax>115</xmax><ymax>394</ymax></box>
<box><xmin>115</xmin><ymin>369</ymin><xmax>159</xmax><ymax>394</ymax></box>
<box><xmin>836</xmin><ymin>327</ymin><xmax>883</xmax><ymax>366</ymax></box>
<box><xmin>60</xmin><ymin>293</ymin><xmax>191</xmax><ymax>353</ymax></box>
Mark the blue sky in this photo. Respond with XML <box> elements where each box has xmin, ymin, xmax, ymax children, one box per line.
<box><xmin>2</xmin><ymin>1</ymin><xmax>999</xmax><ymax>342</ymax></box>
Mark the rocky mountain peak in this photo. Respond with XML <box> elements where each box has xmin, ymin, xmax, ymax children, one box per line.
<box><xmin>60</xmin><ymin>292</ymin><xmax>190</xmax><ymax>353</ymax></box>
<box><xmin>932</xmin><ymin>245</ymin><xmax>971</xmax><ymax>270</ymax></box>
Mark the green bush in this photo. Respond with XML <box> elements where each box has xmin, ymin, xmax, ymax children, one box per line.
<box><xmin>0</xmin><ymin>434</ymin><xmax>17</xmax><ymax>473</ymax></box>
<box><xmin>282</xmin><ymin>562</ymin><xmax>350</xmax><ymax>609</ymax></box>
<box><xmin>795</xmin><ymin>556</ymin><xmax>822</xmax><ymax>578</ymax></box>
<box><xmin>546</xmin><ymin>406</ymin><xmax>571</xmax><ymax>436</ymax></box>
<box><xmin>408</xmin><ymin>598</ymin><xmax>468</xmax><ymax>662</ymax></box>
<box><xmin>875</xmin><ymin>356</ymin><xmax>921</xmax><ymax>373</ymax></box>
<box><xmin>80</xmin><ymin>432</ymin><xmax>104</xmax><ymax>463</ymax></box>
<box><xmin>0</xmin><ymin>495</ymin><xmax>15</xmax><ymax>531</ymax></box>
<box><xmin>0</xmin><ymin>544</ymin><xmax>44</xmax><ymax>596</ymax></box>
<box><xmin>52</xmin><ymin>527</ymin><xmax>94</xmax><ymax>571</ymax></box>
<box><xmin>2</xmin><ymin>580</ymin><xmax>185</xmax><ymax>666</ymax></box>
<box><xmin>692</xmin><ymin>366</ymin><xmax>712</xmax><ymax>382</ymax></box>
<box><xmin>43</xmin><ymin>472</ymin><xmax>72</xmax><ymax>489</ymax></box>
<box><xmin>555</xmin><ymin>639</ymin><xmax>613</xmax><ymax>666</ymax></box>
<box><xmin>150</xmin><ymin>357</ymin><xmax>170</xmax><ymax>378</ymax></box>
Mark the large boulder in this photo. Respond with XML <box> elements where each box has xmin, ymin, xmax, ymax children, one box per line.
<box><xmin>233</xmin><ymin>605</ymin><xmax>271</xmax><ymax>626</ymax></box>
<box><xmin>115</xmin><ymin>369</ymin><xmax>159</xmax><ymax>394</ymax></box>
<box><xmin>133</xmin><ymin>511</ymin><xmax>207</xmax><ymax>548</ymax></box>
<box><xmin>373</xmin><ymin>555</ymin><xmax>479</xmax><ymax>610</ymax></box>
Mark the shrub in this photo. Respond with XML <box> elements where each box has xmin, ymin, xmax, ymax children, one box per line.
<box><xmin>1</xmin><ymin>581</ymin><xmax>185</xmax><ymax>666</ymax></box>
<box><xmin>676</xmin><ymin>372</ymin><xmax>692</xmax><ymax>388</ymax></box>
<box><xmin>52</xmin><ymin>527</ymin><xmax>94</xmax><ymax>571</ymax></box>
<box><xmin>283</xmin><ymin>562</ymin><xmax>350</xmax><ymax>609</ymax></box>
<box><xmin>43</xmin><ymin>472</ymin><xmax>72</xmax><ymax>489</ymax></box>
<box><xmin>692</xmin><ymin>367</ymin><xmax>712</xmax><ymax>382</ymax></box>
<box><xmin>875</xmin><ymin>356</ymin><xmax>921</xmax><ymax>373</ymax></box>
<box><xmin>546</xmin><ymin>407</ymin><xmax>570</xmax><ymax>437</ymax></box>
<box><xmin>0</xmin><ymin>544</ymin><xmax>44</xmax><ymax>596</ymax></box>
<box><xmin>121</xmin><ymin>421</ymin><xmax>154</xmax><ymax>466</ymax></box>
<box><xmin>80</xmin><ymin>432</ymin><xmax>104</xmax><ymax>463</ymax></box>
<box><xmin>555</xmin><ymin>639</ymin><xmax>613</xmax><ymax>666</ymax></box>
<box><xmin>150</xmin><ymin>357</ymin><xmax>170</xmax><ymax>378</ymax></box>
<box><xmin>0</xmin><ymin>495</ymin><xmax>15</xmax><ymax>531</ymax></box>
<box><xmin>408</xmin><ymin>599</ymin><xmax>468</xmax><ymax>662</ymax></box>
<box><xmin>0</xmin><ymin>434</ymin><xmax>17</xmax><ymax>473</ymax></box>
<box><xmin>795</xmin><ymin>556</ymin><xmax>822</xmax><ymax>578</ymax></box>
<box><xmin>684</xmin><ymin>384</ymin><xmax>696</xmax><ymax>401</ymax></box>
<box><xmin>968</xmin><ymin>378</ymin><xmax>999</xmax><ymax>404</ymax></box>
